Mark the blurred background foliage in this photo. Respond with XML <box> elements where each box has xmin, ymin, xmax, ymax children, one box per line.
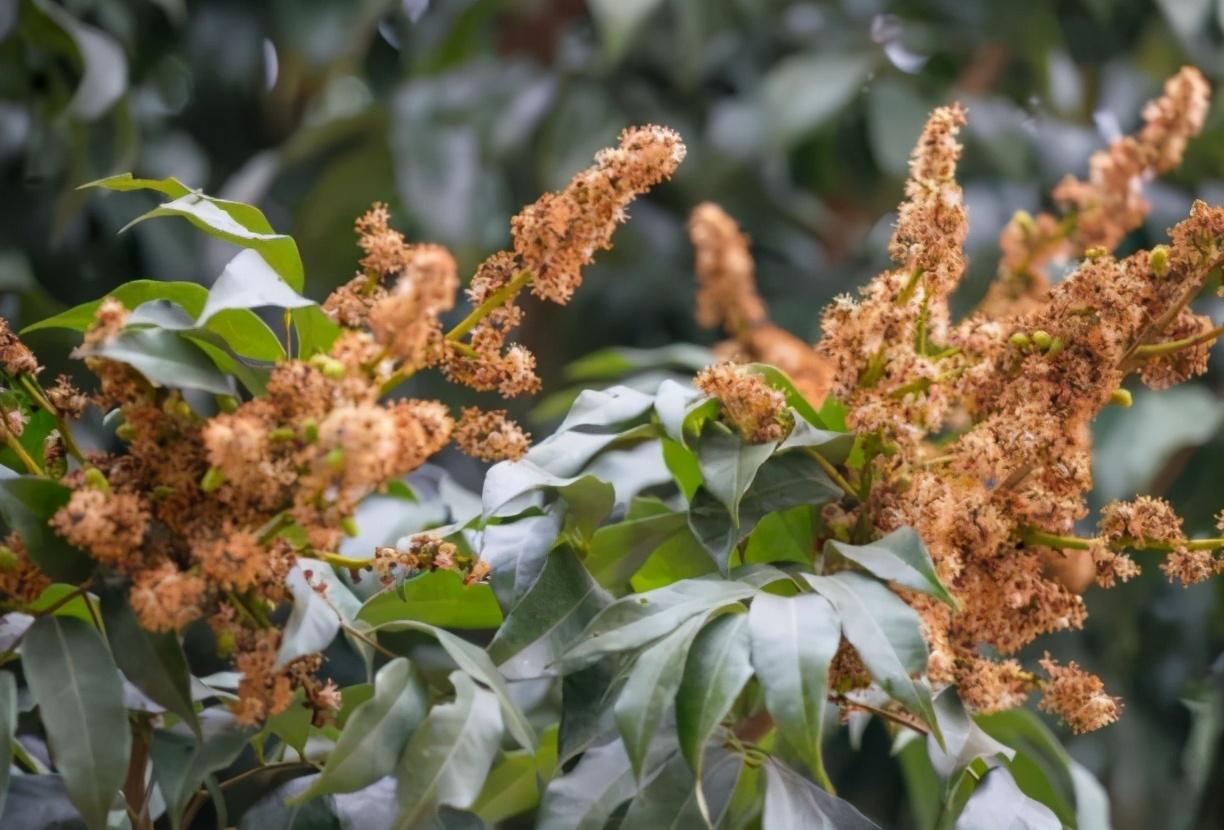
<box><xmin>2</xmin><ymin>0</ymin><xmax>1223</xmax><ymax>826</ymax></box>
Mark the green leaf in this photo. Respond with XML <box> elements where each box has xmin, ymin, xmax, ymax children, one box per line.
<box><xmin>585</xmin><ymin>499</ymin><xmax>689</xmax><ymax>592</ymax></box>
<box><xmin>278</xmin><ymin>567</ymin><xmax>341</xmax><ymax>665</ymax></box>
<box><xmin>760</xmin><ymin>52</ymin><xmax>875</xmax><ymax>148</ymax></box>
<box><xmin>22</xmin><ymin>616</ymin><xmax>131</xmax><ymax>830</ymax></box>
<box><xmin>99</xmin><ymin>584</ymin><xmax>199</xmax><ymax>733</ymax></box>
<box><xmin>557</xmin><ymin>578</ymin><xmax>755</xmax><ymax>672</ymax></box>
<box><xmin>763</xmin><ymin>759</ymin><xmax>880</xmax><ymax>829</ymax></box>
<box><xmin>198</xmin><ymin>249</ymin><xmax>315</xmax><ymax>323</ymax></box>
<box><xmin>536</xmin><ymin>739</ymin><xmax>640</xmax><ymax>830</ymax></box>
<box><xmin>777</xmin><ymin>418</ymin><xmax>854</xmax><ymax>461</ymax></box>
<box><xmin>391</xmin><ymin>672</ymin><xmax>504</xmax><ymax>830</ymax></box>
<box><xmin>564</xmin><ymin>344</ymin><xmax>713</xmax><ymax>381</ymax></box>
<box><xmin>654</xmin><ymin>380</ymin><xmax>718</xmax><ymax>447</ymax></box>
<box><xmin>926</xmin><ymin>689</ymin><xmax>1013</xmax><ymax>779</ymax></box>
<box><xmin>749</xmin><ymin>592</ymin><xmax>839</xmax><ymax>785</ymax></box>
<box><xmin>661</xmin><ymin>437</ymin><xmax>703</xmax><ymax>500</ymax></box>
<box><xmin>744</xmin><ymin>506</ymin><xmax>814</xmax><ymax>566</ymax></box>
<box><xmin>81</xmin><ymin>328</ymin><xmax>235</xmax><ymax>396</ymax></box>
<box><xmin>826</xmin><ymin>527</ymin><xmax>956</xmax><ymax>607</ymax></box>
<box><xmin>689</xmin><ymin>450</ymin><xmax>842</xmax><ymax>572</ymax></box>
<box><xmin>358</xmin><ymin>571</ymin><xmax>503</xmax><ymax>630</ymax></box>
<box><xmin>364</xmin><ymin>620</ymin><xmax>535</xmax><ymax>751</ymax></box>
<box><xmin>295</xmin><ymin>658</ymin><xmax>428</xmax><ymax>802</ymax></box>
<box><xmin>482</xmin><ymin>464</ymin><xmax>614</xmax><ymax>540</ymax></box>
<box><xmin>696</xmin><ymin>423</ymin><xmax>777</xmax><ymax>525</ymax></box>
<box><xmin>676</xmin><ymin>613</ymin><xmax>752</xmax><ymax>791</ymax></box>
<box><xmin>201</xmin><ymin>308</ymin><xmax>286</xmax><ymax>362</ymax></box>
<box><xmin>291</xmin><ymin>305</ymin><xmax>343</xmax><ymax>359</ymax></box>
<box><xmin>622</xmin><ymin>746</ymin><xmax>743</xmax><ymax>829</ymax></box>
<box><xmin>26</xmin><ymin>583</ymin><xmax>95</xmax><ymax>623</ymax></box>
<box><xmin>974</xmin><ymin>709</ymin><xmax>1080</xmax><ymax>826</ymax></box>
<box><xmin>102</xmin><ymin>184</ymin><xmax>306</xmax><ymax>290</ymax></box>
<box><xmin>26</xmin><ymin>0</ymin><xmax>127</xmax><ymax>121</ymax></box>
<box><xmin>0</xmin><ymin>475</ymin><xmax>93</xmax><ymax>582</ymax></box>
<box><xmin>472</xmin><ymin>725</ymin><xmax>558</xmax><ymax>823</ymax></box>
<box><xmin>150</xmin><ymin>714</ymin><xmax>254</xmax><ymax>830</ymax></box>
<box><xmin>615</xmin><ymin>613</ymin><xmax>708</xmax><ymax>777</ymax></box>
<box><xmin>804</xmin><ymin>572</ymin><xmax>939</xmax><ymax>741</ymax></box>
<box><xmin>0</xmin><ymin>670</ymin><xmax>15</xmax><ymax>818</ymax></box>
<box><xmin>22</xmin><ymin>280</ymin><xmax>208</xmax><ymax>334</ymax></box>
<box><xmin>588</xmin><ymin>0</ymin><xmax>667</xmax><ymax>62</ymax></box>
<box><xmin>955</xmin><ymin>767</ymin><xmax>1060</xmax><ymax>830</ymax></box>
<box><xmin>488</xmin><ymin>547</ymin><xmax>611</xmax><ymax>680</ymax></box>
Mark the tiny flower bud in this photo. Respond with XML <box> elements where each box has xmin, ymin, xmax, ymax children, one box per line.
<box><xmin>215</xmin><ymin>628</ymin><xmax>235</xmax><ymax>658</ymax></box>
<box><xmin>83</xmin><ymin>467</ymin><xmax>111</xmax><ymax>493</ymax></box>
<box><xmin>326</xmin><ymin>448</ymin><xmax>345</xmax><ymax>469</ymax></box>
<box><xmin>268</xmin><ymin>427</ymin><xmax>296</xmax><ymax>443</ymax></box>
<box><xmin>1084</xmin><ymin>246</ymin><xmax>1107</xmax><ymax>261</ymax></box>
<box><xmin>341</xmin><ymin>516</ymin><xmax>359</xmax><ymax>537</ymax></box>
<box><xmin>1109</xmin><ymin>389</ymin><xmax>1133</xmax><ymax>408</ymax></box>
<box><xmin>1045</xmin><ymin>337</ymin><xmax>1065</xmax><ymax>357</ymax></box>
<box><xmin>115</xmin><ymin>422</ymin><xmax>137</xmax><ymax>441</ymax></box>
<box><xmin>1009</xmin><ymin>332</ymin><xmax>1031</xmax><ymax>349</ymax></box>
<box><xmin>1031</xmin><ymin>330</ymin><xmax>1052</xmax><ymax>350</ymax></box>
<box><xmin>216</xmin><ymin>395</ymin><xmax>239</xmax><ymax>413</ymax></box>
<box><xmin>1149</xmin><ymin>245</ymin><xmax>1170</xmax><ymax>277</ymax></box>
<box><xmin>153</xmin><ymin>486</ymin><xmax>177</xmax><ymax>500</ymax></box>
<box><xmin>0</xmin><ymin>546</ymin><xmax>18</xmax><ymax>571</ymax></box>
<box><xmin>200</xmin><ymin>466</ymin><xmax>225</xmax><ymax>493</ymax></box>
<box><xmin>1013</xmin><ymin>210</ymin><xmax>1036</xmax><ymax>236</ymax></box>
<box><xmin>321</xmin><ymin>360</ymin><xmax>345</xmax><ymax>380</ymax></box>
<box><xmin>302</xmin><ymin>418</ymin><xmax>319</xmax><ymax>443</ymax></box>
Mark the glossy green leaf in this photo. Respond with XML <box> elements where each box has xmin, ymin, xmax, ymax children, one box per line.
<box><xmin>391</xmin><ymin>672</ymin><xmax>504</xmax><ymax>830</ymax></box>
<box><xmin>744</xmin><ymin>505</ymin><xmax>815</xmax><ymax>565</ymax></box>
<box><xmin>622</xmin><ymin>746</ymin><xmax>742</xmax><ymax>829</ymax></box>
<box><xmin>81</xmin><ymin>328</ymin><xmax>235</xmax><ymax>395</ymax></box>
<box><xmin>0</xmin><ymin>670</ymin><xmax>15</xmax><ymax>818</ymax></box>
<box><xmin>536</xmin><ymin>739</ymin><xmax>641</xmax><ymax>830</ymax></box>
<box><xmin>22</xmin><ymin>616</ymin><xmax>131</xmax><ymax>830</ymax></box>
<box><xmin>295</xmin><ymin>658</ymin><xmax>427</xmax><ymax>801</ymax></box>
<box><xmin>585</xmin><ymin>498</ymin><xmax>689</xmax><ymax>591</ymax></box>
<box><xmin>676</xmin><ymin>612</ymin><xmax>752</xmax><ymax>800</ymax></box>
<box><xmin>975</xmin><ymin>709</ymin><xmax>1080</xmax><ymax>826</ymax></box>
<box><xmin>26</xmin><ymin>0</ymin><xmax>127</xmax><ymax>120</ymax></box>
<box><xmin>749</xmin><ymin>592</ymin><xmax>839</xmax><ymax>784</ymax></box>
<box><xmin>826</xmin><ymin>527</ymin><xmax>956</xmax><ymax>607</ymax></box>
<box><xmin>22</xmin><ymin>280</ymin><xmax>208</xmax><ymax>334</ymax></box>
<box><xmin>99</xmin><ymin>584</ymin><xmax>198</xmax><ymax>733</ymax></box>
<box><xmin>197</xmin><ymin>249</ymin><xmax>315</xmax><ymax>323</ymax></box>
<box><xmin>471</xmin><ymin>725</ymin><xmax>558</xmax><ymax>824</ymax></box>
<box><xmin>926</xmin><ymin>689</ymin><xmax>1013</xmax><ymax>779</ymax></box>
<box><xmin>111</xmin><ymin>189</ymin><xmax>305</xmax><ymax>290</ymax></box>
<box><xmin>0</xmin><ymin>475</ymin><xmax>93</xmax><ymax>582</ymax></box>
<box><xmin>150</xmin><ymin>714</ymin><xmax>255</xmax><ymax>830</ymax></box>
<box><xmin>745</xmin><ymin>364</ymin><xmax>833</xmax><ymax>429</ymax></box>
<box><xmin>557</xmin><ymin>578</ymin><xmax>755</xmax><ymax>672</ymax></box>
<box><xmin>804</xmin><ymin>572</ymin><xmax>939</xmax><ymax>740</ymax></box>
<box><xmin>564</xmin><ymin>344</ymin><xmax>713</xmax><ymax>381</ymax></box>
<box><xmin>696</xmin><ymin>422</ymin><xmax>776</xmax><ymax>524</ymax></box>
<box><xmin>689</xmin><ymin>450</ymin><xmax>841</xmax><ymax>572</ymax></box>
<box><xmin>615</xmin><ymin>613</ymin><xmax>708</xmax><ymax>777</ymax></box>
<box><xmin>200</xmin><ymin>308</ymin><xmax>285</xmax><ymax>361</ymax></box>
<box><xmin>358</xmin><ymin>570</ymin><xmax>503</xmax><ymax>630</ymax></box>
<box><xmin>488</xmin><ymin>547</ymin><xmax>611</xmax><ymax>680</ymax></box>
<box><xmin>291</xmin><ymin>305</ymin><xmax>343</xmax><ymax>358</ymax></box>
<box><xmin>365</xmin><ymin>620</ymin><xmax>535</xmax><ymax>751</ymax></box>
<box><xmin>655</xmin><ymin>379</ymin><xmax>718</xmax><ymax>447</ymax></box>
<box><xmin>955</xmin><ymin>766</ymin><xmax>1060</xmax><ymax>830</ymax></box>
<box><xmin>277</xmin><ymin>567</ymin><xmax>341</xmax><ymax>665</ymax></box>
<box><xmin>763</xmin><ymin>759</ymin><xmax>880</xmax><ymax>829</ymax></box>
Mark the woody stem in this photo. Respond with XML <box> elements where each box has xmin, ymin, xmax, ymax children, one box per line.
<box><xmin>445</xmin><ymin>269</ymin><xmax>533</xmax><ymax>343</ymax></box>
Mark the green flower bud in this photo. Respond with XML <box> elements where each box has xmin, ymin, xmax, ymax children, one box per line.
<box><xmin>326</xmin><ymin>448</ymin><xmax>345</xmax><ymax>469</ymax></box>
<box><xmin>201</xmin><ymin>466</ymin><xmax>225</xmax><ymax>493</ymax></box>
<box><xmin>1045</xmin><ymin>337</ymin><xmax>1065</xmax><ymax>358</ymax></box>
<box><xmin>1149</xmin><ymin>245</ymin><xmax>1170</xmax><ymax>277</ymax></box>
<box><xmin>83</xmin><ymin>467</ymin><xmax>111</xmax><ymax>493</ymax></box>
<box><xmin>341</xmin><ymin>516</ymin><xmax>359</xmax><ymax>537</ymax></box>
<box><xmin>1109</xmin><ymin>389</ymin><xmax>1133</xmax><ymax>408</ymax></box>
<box><xmin>268</xmin><ymin>427</ymin><xmax>296</xmax><ymax>443</ymax></box>
<box><xmin>0</xmin><ymin>546</ymin><xmax>18</xmax><ymax>571</ymax></box>
<box><xmin>302</xmin><ymin>419</ymin><xmax>319</xmax><ymax>443</ymax></box>
<box><xmin>1031</xmin><ymin>330</ymin><xmax>1052</xmax><ymax>350</ymax></box>
<box><xmin>216</xmin><ymin>395</ymin><xmax>239</xmax><ymax>413</ymax></box>
<box><xmin>1008</xmin><ymin>332</ymin><xmax>1031</xmax><ymax>349</ymax></box>
<box><xmin>1013</xmin><ymin>210</ymin><xmax>1036</xmax><ymax>235</ymax></box>
<box><xmin>115</xmin><ymin>422</ymin><xmax>137</xmax><ymax>442</ymax></box>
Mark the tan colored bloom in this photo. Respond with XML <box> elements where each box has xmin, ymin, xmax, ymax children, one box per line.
<box><xmin>695</xmin><ymin>363</ymin><xmax>788</xmax><ymax>443</ymax></box>
<box><xmin>1161</xmin><ymin>547</ymin><xmax>1221</xmax><ymax>586</ymax></box>
<box><xmin>689</xmin><ymin>202</ymin><xmax>768</xmax><ymax>335</ymax></box>
<box><xmin>1038</xmin><ymin>655</ymin><xmax>1122</xmax><ymax>733</ymax></box>
<box><xmin>513</xmin><ymin>125</ymin><xmax>685</xmax><ymax>305</ymax></box>
<box><xmin>129</xmin><ymin>562</ymin><xmax>208</xmax><ymax>632</ymax></box>
<box><xmin>454</xmin><ymin>407</ymin><xmax>530</xmax><ymax>462</ymax></box>
<box><xmin>0</xmin><ymin>316</ymin><xmax>40</xmax><ymax>376</ymax></box>
<box><xmin>0</xmin><ymin>532</ymin><xmax>50</xmax><ymax>604</ymax></box>
<box><xmin>50</xmin><ymin>488</ymin><xmax>149</xmax><ymax>568</ymax></box>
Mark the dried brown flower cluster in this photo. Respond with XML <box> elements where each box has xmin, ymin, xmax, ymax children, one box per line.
<box><xmin>694</xmin><ymin>363</ymin><xmax>789</xmax><ymax>444</ymax></box>
<box><xmin>981</xmin><ymin>67</ymin><xmax>1210</xmax><ymax>316</ymax></box>
<box><xmin>688</xmin><ymin>203</ymin><xmax>833</xmax><ymax>406</ymax></box>
<box><xmin>0</xmin><ymin>124</ymin><xmax>685</xmax><ymax>726</ymax></box>
<box><xmin>692</xmin><ymin>69</ymin><xmax>1223</xmax><ymax>735</ymax></box>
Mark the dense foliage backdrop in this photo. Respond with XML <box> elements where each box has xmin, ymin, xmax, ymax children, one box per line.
<box><xmin>2</xmin><ymin>1</ymin><xmax>1223</xmax><ymax>827</ymax></box>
